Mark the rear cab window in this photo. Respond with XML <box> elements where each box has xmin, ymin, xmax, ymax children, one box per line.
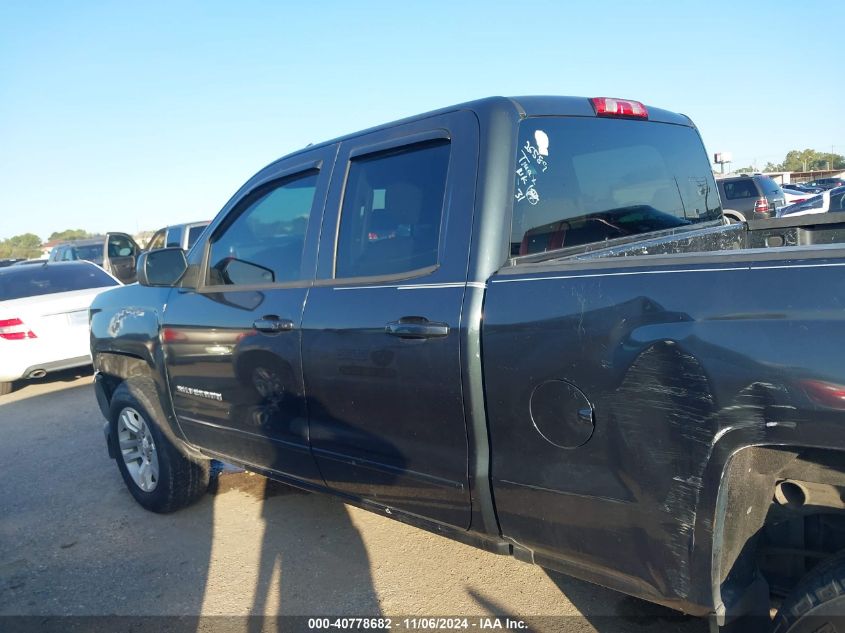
<box><xmin>511</xmin><ymin>117</ymin><xmax>721</xmax><ymax>256</ymax></box>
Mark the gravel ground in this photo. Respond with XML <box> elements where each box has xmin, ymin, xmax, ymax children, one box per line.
<box><xmin>0</xmin><ymin>369</ymin><xmax>708</xmax><ymax>633</ymax></box>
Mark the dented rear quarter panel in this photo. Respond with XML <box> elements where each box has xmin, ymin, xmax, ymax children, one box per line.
<box><xmin>481</xmin><ymin>249</ymin><xmax>845</xmax><ymax>613</ymax></box>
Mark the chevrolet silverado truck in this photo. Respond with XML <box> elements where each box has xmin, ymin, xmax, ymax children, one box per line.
<box><xmin>90</xmin><ymin>96</ymin><xmax>845</xmax><ymax>631</ymax></box>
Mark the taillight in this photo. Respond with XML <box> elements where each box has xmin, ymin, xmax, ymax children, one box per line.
<box><xmin>801</xmin><ymin>380</ymin><xmax>845</xmax><ymax>410</ymax></box>
<box><xmin>0</xmin><ymin>318</ymin><xmax>37</xmax><ymax>340</ymax></box>
<box><xmin>161</xmin><ymin>327</ymin><xmax>188</xmax><ymax>343</ymax></box>
<box><xmin>590</xmin><ymin>97</ymin><xmax>648</xmax><ymax>119</ymax></box>
<box><xmin>753</xmin><ymin>198</ymin><xmax>770</xmax><ymax>214</ymax></box>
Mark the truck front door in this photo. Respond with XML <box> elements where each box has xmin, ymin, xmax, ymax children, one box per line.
<box><xmin>161</xmin><ymin>146</ymin><xmax>335</xmax><ymax>485</ymax></box>
<box><xmin>301</xmin><ymin>113</ymin><xmax>479</xmax><ymax>528</ymax></box>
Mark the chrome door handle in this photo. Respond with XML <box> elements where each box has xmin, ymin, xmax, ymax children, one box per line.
<box><xmin>385</xmin><ymin>317</ymin><xmax>449</xmax><ymax>339</ymax></box>
<box><xmin>253</xmin><ymin>315</ymin><xmax>294</xmax><ymax>333</ymax></box>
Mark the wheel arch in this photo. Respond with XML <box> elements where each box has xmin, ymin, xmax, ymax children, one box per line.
<box><xmin>96</xmin><ymin>354</ymin><xmax>194</xmax><ymax>455</ymax></box>
<box><xmin>709</xmin><ymin>444</ymin><xmax>845</xmax><ymax>623</ymax></box>
<box><xmin>722</xmin><ymin>209</ymin><xmax>746</xmax><ymax>224</ymax></box>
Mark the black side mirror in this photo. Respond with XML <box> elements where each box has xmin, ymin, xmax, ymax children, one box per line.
<box><xmin>137</xmin><ymin>248</ymin><xmax>188</xmax><ymax>287</ymax></box>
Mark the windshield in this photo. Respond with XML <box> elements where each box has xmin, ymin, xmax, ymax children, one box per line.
<box><xmin>511</xmin><ymin>117</ymin><xmax>722</xmax><ymax>256</ymax></box>
<box><xmin>0</xmin><ymin>263</ymin><xmax>119</xmax><ymax>301</ymax></box>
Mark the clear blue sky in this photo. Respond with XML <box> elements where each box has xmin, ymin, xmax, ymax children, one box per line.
<box><xmin>1</xmin><ymin>1</ymin><xmax>842</xmax><ymax>241</ymax></box>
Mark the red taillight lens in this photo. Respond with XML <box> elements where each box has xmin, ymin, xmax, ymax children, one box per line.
<box><xmin>590</xmin><ymin>97</ymin><xmax>648</xmax><ymax>119</ymax></box>
<box><xmin>801</xmin><ymin>380</ymin><xmax>845</xmax><ymax>410</ymax></box>
<box><xmin>753</xmin><ymin>198</ymin><xmax>770</xmax><ymax>214</ymax></box>
<box><xmin>161</xmin><ymin>327</ymin><xmax>188</xmax><ymax>343</ymax></box>
<box><xmin>0</xmin><ymin>318</ymin><xmax>37</xmax><ymax>340</ymax></box>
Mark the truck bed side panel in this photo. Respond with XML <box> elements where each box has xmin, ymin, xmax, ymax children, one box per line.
<box><xmin>482</xmin><ymin>253</ymin><xmax>845</xmax><ymax>611</ymax></box>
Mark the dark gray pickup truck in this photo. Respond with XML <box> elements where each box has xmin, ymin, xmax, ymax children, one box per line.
<box><xmin>89</xmin><ymin>96</ymin><xmax>845</xmax><ymax>632</ymax></box>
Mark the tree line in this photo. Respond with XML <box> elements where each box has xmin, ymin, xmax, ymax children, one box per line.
<box><xmin>735</xmin><ymin>149</ymin><xmax>845</xmax><ymax>174</ymax></box>
<box><xmin>0</xmin><ymin>229</ymin><xmax>94</xmax><ymax>260</ymax></box>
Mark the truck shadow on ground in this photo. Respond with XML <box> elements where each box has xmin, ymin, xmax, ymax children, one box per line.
<box><xmin>206</xmin><ymin>470</ymin><xmax>382</xmax><ymax>630</ymax></box>
<box><xmin>0</xmin><ymin>383</ymin><xmax>381</xmax><ymax>632</ymax></box>
<box><xmin>468</xmin><ymin>572</ymin><xmax>708</xmax><ymax>633</ymax></box>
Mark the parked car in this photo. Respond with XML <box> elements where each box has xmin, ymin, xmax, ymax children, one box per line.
<box><xmin>778</xmin><ymin>186</ymin><xmax>845</xmax><ymax>217</ymax></box>
<box><xmin>806</xmin><ymin>177</ymin><xmax>845</xmax><ymax>190</ymax></box>
<box><xmin>0</xmin><ymin>258</ymin><xmax>25</xmax><ymax>267</ymax></box>
<box><xmin>0</xmin><ymin>261</ymin><xmax>120</xmax><ymax>395</ymax></box>
<box><xmin>145</xmin><ymin>221</ymin><xmax>210</xmax><ymax>252</ymax></box>
<box><xmin>48</xmin><ymin>233</ymin><xmax>141</xmax><ymax>284</ymax></box>
<box><xmin>717</xmin><ymin>174</ymin><xmax>786</xmax><ymax>222</ymax></box>
<box><xmin>91</xmin><ymin>95</ymin><xmax>845</xmax><ymax>632</ymax></box>
<box><xmin>782</xmin><ymin>186</ymin><xmax>811</xmax><ymax>205</ymax></box>
<box><xmin>784</xmin><ymin>183</ymin><xmax>823</xmax><ymax>194</ymax></box>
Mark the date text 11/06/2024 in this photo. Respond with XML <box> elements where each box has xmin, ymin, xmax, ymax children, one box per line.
<box><xmin>307</xmin><ymin>618</ymin><xmax>529</xmax><ymax>630</ymax></box>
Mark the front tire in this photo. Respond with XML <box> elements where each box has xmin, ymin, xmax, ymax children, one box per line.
<box><xmin>109</xmin><ymin>378</ymin><xmax>209</xmax><ymax>513</ymax></box>
<box><xmin>773</xmin><ymin>550</ymin><xmax>845</xmax><ymax>632</ymax></box>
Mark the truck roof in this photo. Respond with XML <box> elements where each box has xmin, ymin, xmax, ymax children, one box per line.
<box><xmin>278</xmin><ymin>95</ymin><xmax>694</xmax><ymax>163</ymax></box>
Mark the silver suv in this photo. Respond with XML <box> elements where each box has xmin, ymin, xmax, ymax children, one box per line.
<box><xmin>717</xmin><ymin>174</ymin><xmax>786</xmax><ymax>222</ymax></box>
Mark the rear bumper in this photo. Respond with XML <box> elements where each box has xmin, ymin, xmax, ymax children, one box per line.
<box><xmin>0</xmin><ymin>354</ymin><xmax>91</xmax><ymax>383</ymax></box>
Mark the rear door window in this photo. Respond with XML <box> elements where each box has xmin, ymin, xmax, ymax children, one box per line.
<box><xmin>335</xmin><ymin>140</ymin><xmax>450</xmax><ymax>278</ymax></box>
<box><xmin>511</xmin><ymin>117</ymin><xmax>721</xmax><ymax>256</ymax></box>
<box><xmin>722</xmin><ymin>180</ymin><xmax>759</xmax><ymax>199</ymax></box>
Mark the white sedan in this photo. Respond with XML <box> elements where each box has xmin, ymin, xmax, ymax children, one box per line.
<box><xmin>0</xmin><ymin>261</ymin><xmax>121</xmax><ymax>395</ymax></box>
<box><xmin>778</xmin><ymin>186</ymin><xmax>845</xmax><ymax>218</ymax></box>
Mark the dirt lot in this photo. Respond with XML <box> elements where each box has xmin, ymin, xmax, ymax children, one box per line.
<box><xmin>0</xmin><ymin>370</ymin><xmax>707</xmax><ymax>633</ymax></box>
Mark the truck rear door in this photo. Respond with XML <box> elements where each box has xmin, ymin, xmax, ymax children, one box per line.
<box><xmin>301</xmin><ymin>112</ymin><xmax>479</xmax><ymax>528</ymax></box>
